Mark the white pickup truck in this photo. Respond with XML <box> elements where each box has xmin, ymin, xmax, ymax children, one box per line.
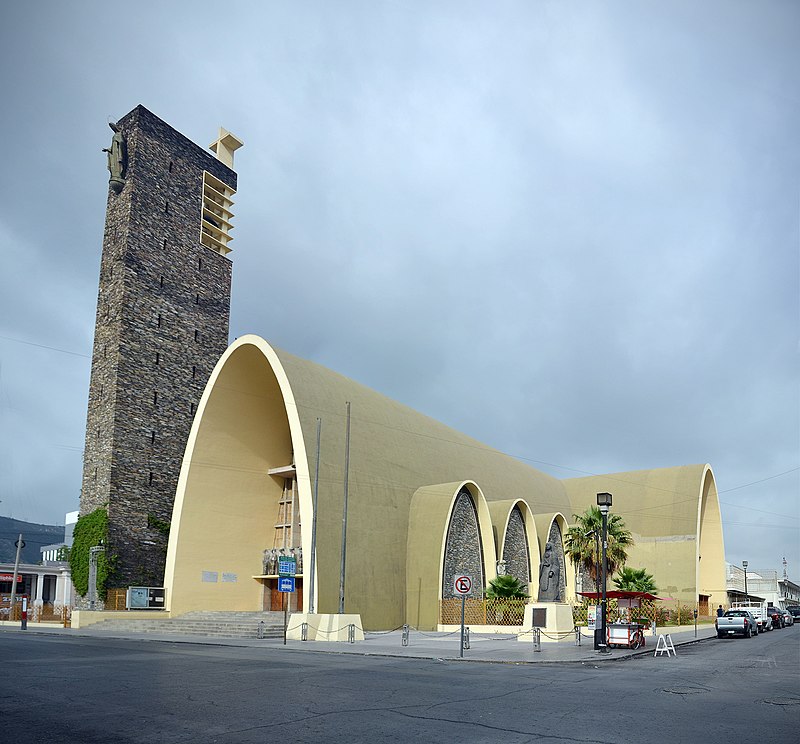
<box><xmin>731</xmin><ymin>602</ymin><xmax>772</xmax><ymax>632</ymax></box>
<box><xmin>716</xmin><ymin>609</ymin><xmax>758</xmax><ymax>638</ymax></box>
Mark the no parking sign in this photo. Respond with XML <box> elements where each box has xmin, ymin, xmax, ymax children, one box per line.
<box><xmin>453</xmin><ymin>574</ymin><xmax>473</xmax><ymax>596</ymax></box>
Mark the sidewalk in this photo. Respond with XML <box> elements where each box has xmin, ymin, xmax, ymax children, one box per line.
<box><xmin>0</xmin><ymin>622</ymin><xmax>717</xmax><ymax>664</ymax></box>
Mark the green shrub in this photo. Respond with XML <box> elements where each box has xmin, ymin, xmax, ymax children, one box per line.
<box><xmin>69</xmin><ymin>508</ymin><xmax>110</xmax><ymax>597</ymax></box>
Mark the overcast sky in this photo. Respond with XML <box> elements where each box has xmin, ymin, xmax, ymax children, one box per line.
<box><xmin>0</xmin><ymin>1</ymin><xmax>797</xmax><ymax>576</ymax></box>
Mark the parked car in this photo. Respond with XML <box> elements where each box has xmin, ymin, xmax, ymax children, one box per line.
<box><xmin>716</xmin><ymin>609</ymin><xmax>759</xmax><ymax>638</ymax></box>
<box><xmin>766</xmin><ymin>606</ymin><xmax>784</xmax><ymax>629</ymax></box>
<box><xmin>782</xmin><ymin>610</ymin><xmax>794</xmax><ymax>626</ymax></box>
<box><xmin>787</xmin><ymin>606</ymin><xmax>800</xmax><ymax>620</ymax></box>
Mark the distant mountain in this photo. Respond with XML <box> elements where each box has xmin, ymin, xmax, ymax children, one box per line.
<box><xmin>0</xmin><ymin>516</ymin><xmax>64</xmax><ymax>564</ymax></box>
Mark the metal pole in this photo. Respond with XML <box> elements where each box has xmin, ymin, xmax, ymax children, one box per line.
<box><xmin>594</xmin><ymin>532</ymin><xmax>600</xmax><ymax>595</ymax></box>
<box><xmin>338</xmin><ymin>402</ymin><xmax>351</xmax><ymax>614</ymax></box>
<box><xmin>600</xmin><ymin>509</ymin><xmax>609</xmax><ymax>652</ymax></box>
<box><xmin>308</xmin><ymin>417</ymin><xmax>321</xmax><ymax>614</ymax></box>
<box><xmin>460</xmin><ymin>594</ymin><xmax>466</xmax><ymax>658</ymax></box>
<box><xmin>283</xmin><ymin>590</ymin><xmax>288</xmax><ymax>645</ymax></box>
<box><xmin>743</xmin><ymin>561</ymin><xmax>748</xmax><ymax>601</ymax></box>
<box><xmin>10</xmin><ymin>533</ymin><xmax>23</xmax><ymax>621</ymax></box>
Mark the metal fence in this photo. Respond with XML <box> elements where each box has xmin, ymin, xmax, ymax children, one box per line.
<box><xmin>440</xmin><ymin>598</ymin><xmax>527</xmax><ymax>626</ymax></box>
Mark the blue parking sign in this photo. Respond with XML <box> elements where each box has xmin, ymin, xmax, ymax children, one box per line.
<box><xmin>278</xmin><ymin>576</ymin><xmax>295</xmax><ymax>593</ymax></box>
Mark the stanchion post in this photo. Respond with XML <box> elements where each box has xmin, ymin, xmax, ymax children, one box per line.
<box><xmin>301</xmin><ymin>622</ymin><xmax>308</xmax><ymax>641</ymax></box>
<box><xmin>402</xmin><ymin>624</ymin><xmax>409</xmax><ymax>647</ymax></box>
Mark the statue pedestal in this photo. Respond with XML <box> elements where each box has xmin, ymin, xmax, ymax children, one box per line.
<box><xmin>518</xmin><ymin>603</ymin><xmax>574</xmax><ymax>643</ymax></box>
<box><xmin>287</xmin><ymin>613</ymin><xmax>364</xmax><ymax>642</ymax></box>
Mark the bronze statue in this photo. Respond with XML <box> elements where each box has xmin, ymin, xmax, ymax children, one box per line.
<box><xmin>538</xmin><ymin>541</ymin><xmax>561</xmax><ymax>601</ymax></box>
<box><xmin>103</xmin><ymin>122</ymin><xmax>126</xmax><ymax>194</ymax></box>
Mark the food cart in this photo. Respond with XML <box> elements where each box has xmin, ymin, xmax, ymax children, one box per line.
<box><xmin>579</xmin><ymin>591</ymin><xmax>664</xmax><ymax>649</ymax></box>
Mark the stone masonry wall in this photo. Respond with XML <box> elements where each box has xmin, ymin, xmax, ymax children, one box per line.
<box><xmin>441</xmin><ymin>489</ymin><xmax>485</xmax><ymax>599</ymax></box>
<box><xmin>502</xmin><ymin>505</ymin><xmax>530</xmax><ymax>586</ymax></box>
<box><xmin>80</xmin><ymin>105</ymin><xmax>237</xmax><ymax>589</ymax></box>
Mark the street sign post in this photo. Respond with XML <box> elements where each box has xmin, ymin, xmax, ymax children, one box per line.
<box><xmin>453</xmin><ymin>574</ymin><xmax>473</xmax><ymax>658</ymax></box>
<box><xmin>277</xmin><ymin>572</ymin><xmax>296</xmax><ymax>645</ymax></box>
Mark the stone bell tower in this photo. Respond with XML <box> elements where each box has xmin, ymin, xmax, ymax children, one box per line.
<box><xmin>80</xmin><ymin>105</ymin><xmax>243</xmax><ymax>590</ymax></box>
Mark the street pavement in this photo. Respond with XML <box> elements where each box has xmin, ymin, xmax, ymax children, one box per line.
<box><xmin>1</xmin><ymin>622</ymin><xmax>797</xmax><ymax>743</ymax></box>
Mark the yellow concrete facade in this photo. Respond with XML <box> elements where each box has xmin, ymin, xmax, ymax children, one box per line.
<box><xmin>163</xmin><ymin>336</ymin><xmax>726</xmax><ymax>629</ymax></box>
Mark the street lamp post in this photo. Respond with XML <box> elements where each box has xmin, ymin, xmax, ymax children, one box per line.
<box><xmin>597</xmin><ymin>492</ymin><xmax>613</xmax><ymax>654</ymax></box>
<box><xmin>742</xmin><ymin>560</ymin><xmax>748</xmax><ymax>602</ymax></box>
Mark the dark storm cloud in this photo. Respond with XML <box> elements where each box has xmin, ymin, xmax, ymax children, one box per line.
<box><xmin>0</xmin><ymin>1</ymin><xmax>797</xmax><ymax>573</ymax></box>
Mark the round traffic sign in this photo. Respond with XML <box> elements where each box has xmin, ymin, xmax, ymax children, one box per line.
<box><xmin>453</xmin><ymin>574</ymin><xmax>473</xmax><ymax>596</ymax></box>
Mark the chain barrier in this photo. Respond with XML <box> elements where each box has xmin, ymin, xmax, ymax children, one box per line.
<box><xmin>363</xmin><ymin>624</ymin><xmax>407</xmax><ymax>636</ymax></box>
<box><xmin>411</xmin><ymin>628</ymin><xmax>462</xmax><ymax>638</ymax></box>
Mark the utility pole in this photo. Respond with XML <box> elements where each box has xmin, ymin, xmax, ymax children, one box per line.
<box><xmin>309</xmin><ymin>417</ymin><xmax>321</xmax><ymax>614</ymax></box>
<box><xmin>338</xmin><ymin>402</ymin><xmax>351</xmax><ymax>614</ymax></box>
<box><xmin>10</xmin><ymin>533</ymin><xmax>23</xmax><ymax>622</ymax></box>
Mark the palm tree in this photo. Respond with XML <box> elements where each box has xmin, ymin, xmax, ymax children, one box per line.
<box><xmin>486</xmin><ymin>575</ymin><xmax>529</xmax><ymax>625</ymax></box>
<box><xmin>486</xmin><ymin>575</ymin><xmax>530</xmax><ymax>599</ymax></box>
<box><xmin>613</xmin><ymin>566</ymin><xmax>657</xmax><ymax>594</ymax></box>
<box><xmin>564</xmin><ymin>506</ymin><xmax>633</xmax><ymax>594</ymax></box>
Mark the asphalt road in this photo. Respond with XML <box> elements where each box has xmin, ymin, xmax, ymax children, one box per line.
<box><xmin>1</xmin><ymin>628</ymin><xmax>798</xmax><ymax>743</ymax></box>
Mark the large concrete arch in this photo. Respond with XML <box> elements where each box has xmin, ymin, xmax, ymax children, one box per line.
<box><xmin>562</xmin><ymin>464</ymin><xmax>727</xmax><ymax>606</ymax></box>
<box><xmin>487</xmin><ymin>499</ymin><xmax>538</xmax><ymax>596</ymax></box>
<box><xmin>163</xmin><ymin>338</ymin><xmax>313</xmax><ymax>615</ymax></box>
<box><xmin>406</xmin><ymin>481</ymin><xmax>494</xmax><ymax>630</ymax></box>
<box><xmin>697</xmin><ymin>465</ymin><xmax>726</xmax><ymax>603</ymax></box>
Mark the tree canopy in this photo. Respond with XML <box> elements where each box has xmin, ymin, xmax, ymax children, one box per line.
<box><xmin>564</xmin><ymin>506</ymin><xmax>633</xmax><ymax>592</ymax></box>
<box><xmin>613</xmin><ymin>566</ymin><xmax>658</xmax><ymax>594</ymax></box>
<box><xmin>485</xmin><ymin>574</ymin><xmax>529</xmax><ymax>599</ymax></box>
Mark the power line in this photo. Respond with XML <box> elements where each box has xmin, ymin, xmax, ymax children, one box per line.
<box><xmin>0</xmin><ymin>334</ymin><xmax>90</xmax><ymax>359</ymax></box>
<box><xmin>718</xmin><ymin>467</ymin><xmax>800</xmax><ymax>494</ymax></box>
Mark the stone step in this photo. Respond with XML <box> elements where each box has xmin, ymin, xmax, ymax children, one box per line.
<box><xmin>86</xmin><ymin>611</ymin><xmax>286</xmax><ymax>639</ymax></box>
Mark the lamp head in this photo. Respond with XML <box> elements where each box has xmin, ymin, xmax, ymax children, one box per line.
<box><xmin>596</xmin><ymin>492</ymin><xmax>612</xmax><ymax>514</ymax></box>
<box><xmin>742</xmin><ymin>560</ymin><xmax>748</xmax><ymax>569</ymax></box>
